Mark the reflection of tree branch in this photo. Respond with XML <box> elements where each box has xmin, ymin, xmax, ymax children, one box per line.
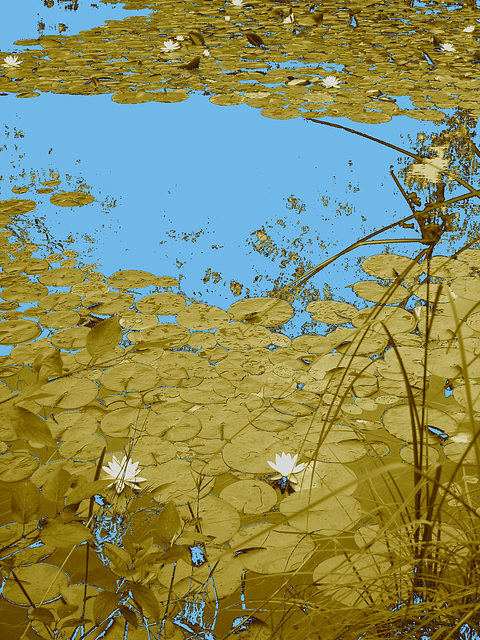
<box><xmin>7</xmin><ymin>217</ymin><xmax>66</xmax><ymax>254</ymax></box>
<box><xmin>452</xmin><ymin>233</ymin><xmax>480</xmax><ymax>259</ymax></box>
<box><xmin>390</xmin><ymin>167</ymin><xmax>417</xmax><ymax>216</ymax></box>
<box><xmin>274</xmin><ymin>118</ymin><xmax>480</xmax><ymax>295</ymax></box>
<box><xmin>276</xmin><ymin>213</ymin><xmax>423</xmax><ymax>296</ymax></box>
<box><xmin>7</xmin><ymin>225</ymin><xmax>29</xmax><ymax>244</ymax></box>
<box><xmin>307</xmin><ymin>116</ymin><xmax>480</xmax><ymax>196</ymax></box>
<box><xmin>278</xmin><ymin>175</ymin><xmax>480</xmax><ymax>295</ymax></box>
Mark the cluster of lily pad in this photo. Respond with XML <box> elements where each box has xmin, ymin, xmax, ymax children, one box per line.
<box><xmin>2</xmin><ymin>189</ymin><xmax>480</xmax><ymax>636</ymax></box>
<box><xmin>1</xmin><ymin>0</ymin><xmax>479</xmax><ymax>122</ymax></box>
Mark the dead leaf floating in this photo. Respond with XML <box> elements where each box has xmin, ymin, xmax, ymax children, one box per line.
<box><xmin>178</xmin><ymin>56</ymin><xmax>201</xmax><ymax>70</ymax></box>
<box><xmin>245</xmin><ymin>32</ymin><xmax>265</xmax><ymax>48</ymax></box>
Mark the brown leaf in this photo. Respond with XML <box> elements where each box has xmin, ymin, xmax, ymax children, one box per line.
<box><xmin>188</xmin><ymin>31</ymin><xmax>205</xmax><ymax>45</ymax></box>
<box><xmin>178</xmin><ymin>56</ymin><xmax>201</xmax><ymax>70</ymax></box>
<box><xmin>245</xmin><ymin>32</ymin><xmax>265</xmax><ymax>47</ymax></box>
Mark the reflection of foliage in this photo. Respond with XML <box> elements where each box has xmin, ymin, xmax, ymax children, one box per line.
<box><xmin>1</xmin><ymin>126</ymin><xmax>119</xmax><ymax>265</ymax></box>
<box><xmin>401</xmin><ymin>108</ymin><xmax>480</xmax><ymax>251</ymax></box>
<box><xmin>2</xmin><ymin>0</ymin><xmax>480</xmax><ymax>123</ymax></box>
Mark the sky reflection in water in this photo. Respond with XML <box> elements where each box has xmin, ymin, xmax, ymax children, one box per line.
<box><xmin>0</xmin><ymin>1</ymin><xmax>479</xmax><ymax>352</ymax></box>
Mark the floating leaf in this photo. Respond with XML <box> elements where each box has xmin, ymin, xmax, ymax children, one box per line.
<box><xmin>111</xmin><ymin>91</ymin><xmax>155</xmax><ymax>104</ymax></box>
<box><xmin>216</xmin><ymin>322</ymin><xmax>272</xmax><ymax>349</ymax></box>
<box><xmin>230</xmin><ymin>523</ymin><xmax>314</xmax><ymax>574</ymax></box>
<box><xmin>313</xmin><ymin>552</ymin><xmax>391</xmax><ymax>607</ymax></box>
<box><xmin>220</xmin><ymin>479</ymin><xmax>277</xmax><ymax>515</ymax></box>
<box><xmin>352</xmin><ymin>306</ymin><xmax>416</xmax><ymax>334</ymax></box>
<box><xmin>100</xmin><ymin>362</ymin><xmax>159</xmax><ymax>392</ymax></box>
<box><xmin>0</xmin><ymin>452</ymin><xmax>39</xmax><ymax>482</ymax></box>
<box><xmin>280</xmin><ymin>488</ymin><xmax>362</xmax><ymax>534</ymax></box>
<box><xmin>152</xmin><ymin>90</ymin><xmax>189</xmax><ymax>103</ymax></box>
<box><xmin>0</xmin><ymin>319</ymin><xmax>42</xmax><ymax>345</ymax></box>
<box><xmin>382</xmin><ymin>404</ymin><xmax>459</xmax><ymax>442</ymax></box>
<box><xmin>306</xmin><ymin>300</ymin><xmax>358</xmax><ymax>324</ymax></box>
<box><xmin>38</xmin><ymin>267</ymin><xmax>85</xmax><ymax>287</ymax></box>
<box><xmin>245</xmin><ymin>32</ymin><xmax>265</xmax><ymax>47</ymax></box>
<box><xmin>0</xmin><ymin>198</ymin><xmax>36</xmax><ymax>216</ymax></box>
<box><xmin>86</xmin><ymin>315</ymin><xmax>122</xmax><ymax>360</ymax></box>
<box><xmin>106</xmin><ymin>270</ymin><xmax>161</xmax><ymax>290</ymax></box>
<box><xmin>135</xmin><ymin>292</ymin><xmax>186</xmax><ymax>315</ymax></box>
<box><xmin>178</xmin><ymin>56</ymin><xmax>201</xmax><ymax>70</ymax></box>
<box><xmin>188</xmin><ymin>31</ymin><xmax>205</xmax><ymax>45</ymax></box>
<box><xmin>50</xmin><ymin>191</ymin><xmax>94</xmax><ymax>207</ymax></box>
<box><xmin>209</xmin><ymin>93</ymin><xmax>245</xmax><ymax>106</ymax></box>
<box><xmin>195</xmin><ymin>495</ymin><xmax>241</xmax><ymax>544</ymax></box>
<box><xmin>361</xmin><ymin>254</ymin><xmax>422</xmax><ymax>279</ymax></box>
<box><xmin>128</xmin><ymin>323</ymin><xmax>190</xmax><ymax>349</ymax></box>
<box><xmin>1</xmin><ymin>281</ymin><xmax>48</xmax><ymax>303</ymax></box>
<box><xmin>22</xmin><ymin>376</ymin><xmax>99</xmax><ymax>409</ymax></box>
<box><xmin>177</xmin><ymin>303</ymin><xmax>229</xmax><ymax>330</ymax></box>
<box><xmin>3</xmin><ymin>563</ymin><xmax>69</xmax><ymax>605</ymax></box>
<box><xmin>353</xmin><ymin>280</ymin><xmax>410</xmax><ymax>303</ymax></box>
<box><xmin>228</xmin><ymin>297</ymin><xmax>294</xmax><ymax>327</ymax></box>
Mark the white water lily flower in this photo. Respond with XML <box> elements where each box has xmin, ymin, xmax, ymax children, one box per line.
<box><xmin>175</xmin><ymin>35</ymin><xmax>185</xmax><ymax>41</ymax></box>
<box><xmin>231</xmin><ymin>0</ymin><xmax>245</xmax><ymax>6</ymax></box>
<box><xmin>267</xmin><ymin>452</ymin><xmax>306</xmax><ymax>483</ymax></box>
<box><xmin>103</xmin><ymin>455</ymin><xmax>147</xmax><ymax>494</ymax></box>
<box><xmin>463</xmin><ymin>25</ymin><xmax>475</xmax><ymax>32</ymax></box>
<box><xmin>321</xmin><ymin>75</ymin><xmax>341</xmax><ymax>88</ymax></box>
<box><xmin>161</xmin><ymin>39</ymin><xmax>181</xmax><ymax>52</ymax></box>
<box><xmin>283</xmin><ymin>13</ymin><xmax>295</xmax><ymax>24</ymax></box>
<box><xmin>2</xmin><ymin>55</ymin><xmax>22</xmax><ymax>68</ymax></box>
<box><xmin>203</xmin><ymin>49</ymin><xmax>211</xmax><ymax>57</ymax></box>
<box><xmin>225</xmin><ymin>15</ymin><xmax>231</xmax><ymax>21</ymax></box>
<box><xmin>440</xmin><ymin>42</ymin><xmax>456</xmax><ymax>52</ymax></box>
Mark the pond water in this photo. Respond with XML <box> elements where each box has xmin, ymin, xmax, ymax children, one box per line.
<box><xmin>1</xmin><ymin>1</ymin><xmax>479</xmax><ymax>356</ymax></box>
<box><xmin>1</xmin><ymin>92</ymin><xmax>472</xmax><ymax>348</ymax></box>
<box><xmin>0</xmin><ymin>0</ymin><xmax>153</xmax><ymax>51</ymax></box>
<box><xmin>1</xmin><ymin>88</ymin><xmax>478</xmax><ymax>355</ymax></box>
<box><xmin>1</xmin><ymin>1</ymin><xmax>480</xmax><ymax>639</ymax></box>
